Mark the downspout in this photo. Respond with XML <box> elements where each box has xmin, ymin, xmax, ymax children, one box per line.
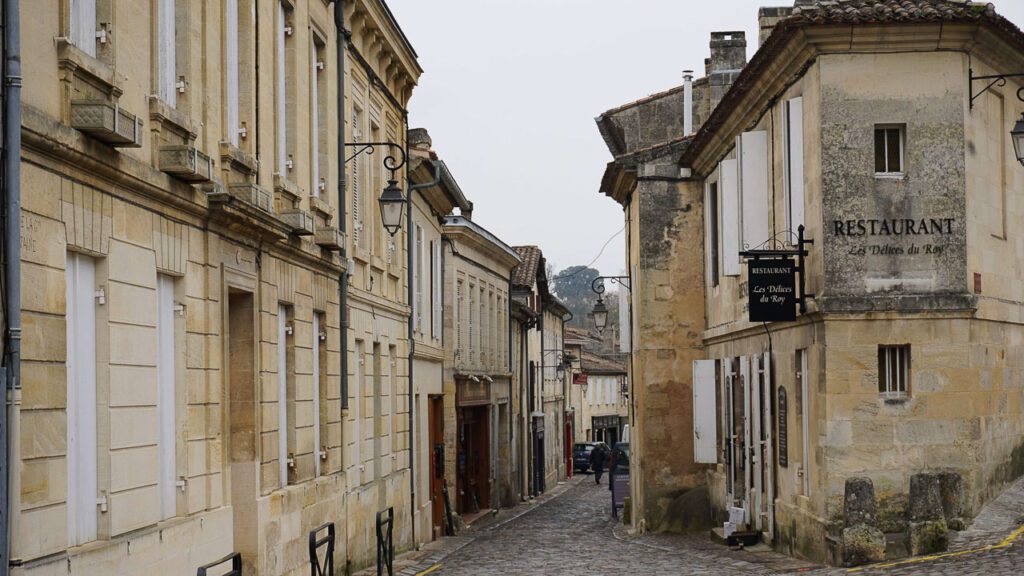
<box><xmin>407</xmin><ymin>158</ymin><xmax>440</xmax><ymax>550</ymax></box>
<box><xmin>519</xmin><ymin>318</ymin><xmax>526</xmax><ymax>500</ymax></box>
<box><xmin>1</xmin><ymin>0</ymin><xmax>21</xmax><ymax>573</ymax></box>
<box><xmin>507</xmin><ymin>279</ymin><xmax>513</xmax><ymax>500</ymax></box>
<box><xmin>561</xmin><ymin>311</ymin><xmax>572</xmax><ymax>479</ymax></box>
<box><xmin>333</xmin><ymin>0</ymin><xmax>348</xmax><ymax>409</ymax></box>
<box><xmin>538</xmin><ymin>303</ymin><xmax>544</xmax><ymax>494</ymax></box>
<box><xmin>333</xmin><ymin>2</ymin><xmax>350</xmax><ymax>565</ymax></box>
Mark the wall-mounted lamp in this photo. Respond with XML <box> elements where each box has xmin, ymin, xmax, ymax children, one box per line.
<box><xmin>1013</xmin><ymin>114</ymin><xmax>1024</xmax><ymax>167</ymax></box>
<box><xmin>590</xmin><ymin>276</ymin><xmax>630</xmax><ymax>333</ymax></box>
<box><xmin>343</xmin><ymin>141</ymin><xmax>407</xmax><ymax>236</ymax></box>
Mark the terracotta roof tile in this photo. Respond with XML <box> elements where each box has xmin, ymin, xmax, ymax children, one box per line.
<box><xmin>580</xmin><ymin>351</ymin><xmax>627</xmax><ymax>374</ymax></box>
<box><xmin>511</xmin><ymin>246</ymin><xmax>542</xmax><ymax>289</ymax></box>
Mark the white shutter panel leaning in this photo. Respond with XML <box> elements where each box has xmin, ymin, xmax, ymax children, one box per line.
<box><xmin>693</xmin><ymin>359</ymin><xmax>718</xmax><ymax>463</ymax></box>
<box><xmin>787</xmin><ymin>98</ymin><xmax>805</xmax><ymax>232</ymax></box>
<box><xmin>412</xmin><ymin>225</ymin><xmax>421</xmax><ymax>333</ymax></box>
<box><xmin>71</xmin><ymin>0</ymin><xmax>98</xmax><ymax>58</ymax></box>
<box><xmin>740</xmin><ymin>131</ymin><xmax>770</xmax><ymax>251</ymax></box>
<box><xmin>432</xmin><ymin>241</ymin><xmax>442</xmax><ymax>338</ymax></box>
<box><xmin>720</xmin><ymin>159</ymin><xmax>741</xmax><ymax>276</ymax></box>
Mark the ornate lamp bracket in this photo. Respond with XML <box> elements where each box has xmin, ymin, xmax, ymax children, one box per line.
<box><xmin>969</xmin><ymin>69</ymin><xmax>1024</xmax><ymax>109</ymax></box>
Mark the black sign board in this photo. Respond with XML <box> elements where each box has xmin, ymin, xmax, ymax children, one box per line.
<box><xmin>778</xmin><ymin>386</ymin><xmax>788</xmax><ymax>468</ymax></box>
<box><xmin>748</xmin><ymin>258</ymin><xmax>797</xmax><ymax>322</ymax></box>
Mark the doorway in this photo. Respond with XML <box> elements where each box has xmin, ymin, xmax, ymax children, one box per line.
<box><xmin>228</xmin><ymin>290</ymin><xmax>257</xmax><ymax>573</ymax></box>
<box><xmin>428</xmin><ymin>396</ymin><xmax>444</xmax><ymax>539</ymax></box>
<box><xmin>457</xmin><ymin>406</ymin><xmax>490</xmax><ymax>514</ymax></box>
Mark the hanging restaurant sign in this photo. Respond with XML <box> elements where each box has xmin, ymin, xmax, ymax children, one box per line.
<box><xmin>573</xmin><ymin>373</ymin><xmax>588</xmax><ymax>385</ymax></box>
<box><xmin>748</xmin><ymin>258</ymin><xmax>796</xmax><ymax>322</ymax></box>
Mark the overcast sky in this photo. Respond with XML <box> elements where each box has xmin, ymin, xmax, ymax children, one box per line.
<box><xmin>387</xmin><ymin>0</ymin><xmax>1024</xmax><ymax>277</ymax></box>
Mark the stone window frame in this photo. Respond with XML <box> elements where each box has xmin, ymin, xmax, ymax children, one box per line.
<box><xmin>878</xmin><ymin>344</ymin><xmax>910</xmax><ymax>399</ymax></box>
<box><xmin>874</xmin><ymin>124</ymin><xmax>906</xmax><ymax>178</ymax></box>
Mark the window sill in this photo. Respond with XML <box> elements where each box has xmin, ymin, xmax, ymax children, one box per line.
<box><xmin>57</xmin><ymin>38</ymin><xmax>121</xmax><ymax>98</ymax></box>
<box><xmin>880</xmin><ymin>393</ymin><xmax>909</xmax><ymax>404</ymax></box>
<box><xmin>874</xmin><ymin>172</ymin><xmax>905</xmax><ymax>180</ymax></box>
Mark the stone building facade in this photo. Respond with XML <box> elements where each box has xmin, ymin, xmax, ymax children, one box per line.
<box><xmin>595</xmin><ymin>29</ymin><xmax>748</xmax><ymax>532</ymax></box>
<box><xmin>681</xmin><ymin>1</ymin><xmax>1024</xmax><ymax>563</ymax></box>
<box><xmin>441</xmin><ymin>215</ymin><xmax>520</xmax><ymax>519</ymax></box>
<box><xmin>510</xmin><ymin>247</ymin><xmax>570</xmax><ymax>496</ymax></box>
<box><xmin>11</xmin><ymin>0</ymin><xmax>422</xmax><ymax>574</ymax></box>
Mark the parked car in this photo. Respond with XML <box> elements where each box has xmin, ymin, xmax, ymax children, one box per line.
<box><xmin>572</xmin><ymin>442</ymin><xmax>609</xmax><ymax>473</ymax></box>
<box><xmin>609</xmin><ymin>442</ymin><xmax>630</xmax><ymax>473</ymax></box>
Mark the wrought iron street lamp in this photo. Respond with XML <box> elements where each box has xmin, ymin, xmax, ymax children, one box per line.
<box><xmin>378</xmin><ymin>179</ymin><xmax>405</xmax><ymax>236</ymax></box>
<box><xmin>1013</xmin><ymin>114</ymin><xmax>1024</xmax><ymax>167</ymax></box>
<box><xmin>343</xmin><ymin>141</ymin><xmax>407</xmax><ymax>236</ymax></box>
<box><xmin>592</xmin><ymin>298</ymin><xmax>609</xmax><ymax>333</ymax></box>
<box><xmin>590</xmin><ymin>275</ymin><xmax>630</xmax><ymax>333</ymax></box>
<box><xmin>969</xmin><ymin>69</ymin><xmax>1024</xmax><ymax>167</ymax></box>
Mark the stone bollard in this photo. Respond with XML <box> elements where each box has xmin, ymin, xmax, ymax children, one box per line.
<box><xmin>841</xmin><ymin>477</ymin><xmax>885</xmax><ymax>566</ymax></box>
<box><xmin>937</xmin><ymin>472</ymin><xmax>966</xmax><ymax>531</ymax></box>
<box><xmin>907</xmin><ymin>472</ymin><xmax>948</xmax><ymax>555</ymax></box>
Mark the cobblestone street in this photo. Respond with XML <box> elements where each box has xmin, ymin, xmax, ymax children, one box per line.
<box><xmin>404</xmin><ymin>474</ymin><xmax>1024</xmax><ymax>576</ymax></box>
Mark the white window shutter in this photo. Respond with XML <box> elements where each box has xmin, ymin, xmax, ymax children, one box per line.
<box><xmin>740</xmin><ymin>131</ymin><xmax>770</xmax><ymax>250</ymax></box>
<box><xmin>225</xmin><ymin>0</ymin><xmax>240</xmax><ymax>146</ymax></box>
<box><xmin>693</xmin><ymin>360</ymin><xmax>717</xmax><ymax>463</ymax></box>
<box><xmin>277</xmin><ymin>2</ymin><xmax>287</xmax><ymax>174</ymax></box>
<box><xmin>618</xmin><ymin>286</ymin><xmax>631</xmax><ymax>352</ymax></box>
<box><xmin>418</xmin><ymin>227</ymin><xmax>426</xmax><ymax>333</ymax></box>
<box><xmin>158</xmin><ymin>0</ymin><xmax>177</xmax><ymax>106</ymax></box>
<box><xmin>312</xmin><ymin>314</ymin><xmax>321</xmax><ymax>477</ymax></box>
<box><xmin>432</xmin><ymin>241</ymin><xmax>442</xmax><ymax>338</ymax></box>
<box><xmin>720</xmin><ymin>159</ymin><xmax>741</xmax><ymax>276</ymax></box>
<box><xmin>787</xmin><ymin>98</ymin><xmax>805</xmax><ymax>232</ymax></box>
<box><xmin>278</xmin><ymin>304</ymin><xmax>288</xmax><ymax>487</ymax></box>
<box><xmin>71</xmin><ymin>0</ymin><xmax>98</xmax><ymax>58</ymax></box>
<box><xmin>66</xmin><ymin>252</ymin><xmax>98</xmax><ymax>546</ymax></box>
<box><xmin>310</xmin><ymin>38</ymin><xmax>320</xmax><ymax>197</ymax></box>
<box><xmin>157</xmin><ymin>275</ymin><xmax>176</xmax><ymax>520</ymax></box>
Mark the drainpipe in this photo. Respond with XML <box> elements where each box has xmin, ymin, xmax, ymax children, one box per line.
<box><xmin>1</xmin><ymin>0</ymin><xmax>21</xmax><ymax>573</ymax></box>
<box><xmin>407</xmin><ymin>156</ymin><xmax>440</xmax><ymax>550</ymax></box>
<box><xmin>333</xmin><ymin>1</ymin><xmax>350</xmax><ymax>565</ymax></box>
<box><xmin>683</xmin><ymin>70</ymin><xmax>694</xmax><ymax>136</ymax></box>
<box><xmin>333</xmin><ymin>0</ymin><xmax>349</xmax><ymax>409</ymax></box>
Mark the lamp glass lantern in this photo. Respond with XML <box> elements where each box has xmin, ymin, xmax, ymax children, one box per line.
<box><xmin>592</xmin><ymin>297</ymin><xmax>609</xmax><ymax>333</ymax></box>
<box><xmin>379</xmin><ymin>179</ymin><xmax>406</xmax><ymax>236</ymax></box>
<box><xmin>1013</xmin><ymin>113</ymin><xmax>1024</xmax><ymax>168</ymax></box>
<box><xmin>556</xmin><ymin>362</ymin><xmax>566</xmax><ymax>381</ymax></box>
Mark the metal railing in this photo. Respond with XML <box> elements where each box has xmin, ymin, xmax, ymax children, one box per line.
<box><xmin>197</xmin><ymin>552</ymin><xmax>241</xmax><ymax>576</ymax></box>
<box><xmin>376</xmin><ymin>507</ymin><xmax>394</xmax><ymax>576</ymax></box>
<box><xmin>309</xmin><ymin>522</ymin><xmax>335</xmax><ymax>576</ymax></box>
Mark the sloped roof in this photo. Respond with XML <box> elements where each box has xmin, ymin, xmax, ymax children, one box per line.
<box><xmin>581</xmin><ymin>351</ymin><xmax>626</xmax><ymax>374</ymax></box>
<box><xmin>566</xmin><ymin>326</ymin><xmax>603</xmax><ymax>343</ymax></box>
<box><xmin>793</xmin><ymin>0</ymin><xmax>995</xmax><ymax>23</ymax></box>
<box><xmin>681</xmin><ymin>0</ymin><xmax>1024</xmax><ymax>168</ymax></box>
<box><xmin>511</xmin><ymin>246</ymin><xmax>542</xmax><ymax>290</ymax></box>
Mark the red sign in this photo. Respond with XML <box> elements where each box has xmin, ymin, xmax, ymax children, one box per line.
<box><xmin>572</xmin><ymin>373</ymin><xmax>588</xmax><ymax>385</ymax></box>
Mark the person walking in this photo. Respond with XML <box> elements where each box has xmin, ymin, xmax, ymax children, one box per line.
<box><xmin>590</xmin><ymin>444</ymin><xmax>607</xmax><ymax>485</ymax></box>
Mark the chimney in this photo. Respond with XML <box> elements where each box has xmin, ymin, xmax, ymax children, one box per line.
<box><xmin>683</xmin><ymin>70</ymin><xmax>694</xmax><ymax>136</ymax></box>
<box><xmin>407</xmin><ymin>127</ymin><xmax>432</xmax><ymax>152</ymax></box>
<box><xmin>708</xmin><ymin>31</ymin><xmax>747</xmax><ymax>113</ymax></box>
<box><xmin>757</xmin><ymin>7</ymin><xmax>795</xmax><ymax>48</ymax></box>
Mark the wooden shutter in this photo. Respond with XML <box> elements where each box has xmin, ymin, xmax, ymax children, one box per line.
<box><xmin>158</xmin><ymin>0</ymin><xmax>177</xmax><ymax>106</ymax></box>
<box><xmin>432</xmin><ymin>241</ymin><xmax>442</xmax><ymax>338</ymax></box>
<box><xmin>311</xmin><ymin>37</ymin><xmax>320</xmax><ymax>197</ymax></box>
<box><xmin>312</xmin><ymin>313</ymin><xmax>321</xmax><ymax>476</ymax></box>
<box><xmin>693</xmin><ymin>359</ymin><xmax>718</xmax><ymax>463</ymax></box>
<box><xmin>226</xmin><ymin>0</ymin><xmax>240</xmax><ymax>146</ymax></box>
<box><xmin>786</xmin><ymin>98</ymin><xmax>805</xmax><ymax>232</ymax></box>
<box><xmin>278</xmin><ymin>304</ymin><xmax>288</xmax><ymax>486</ymax></box>
<box><xmin>157</xmin><ymin>275</ymin><xmax>176</xmax><ymax>520</ymax></box>
<box><xmin>740</xmin><ymin>131</ymin><xmax>770</xmax><ymax>250</ymax></box>
<box><xmin>720</xmin><ymin>159</ymin><xmax>741</xmax><ymax>276</ymax></box>
<box><xmin>66</xmin><ymin>252</ymin><xmax>98</xmax><ymax>545</ymax></box>
<box><xmin>71</xmin><ymin>0</ymin><xmax>98</xmax><ymax>57</ymax></box>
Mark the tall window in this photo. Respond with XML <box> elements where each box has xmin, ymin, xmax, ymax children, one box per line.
<box><xmin>353</xmin><ymin>340</ymin><xmax>364</xmax><ymax>483</ymax></box>
<box><xmin>312</xmin><ymin>36</ymin><xmax>327</xmax><ymax>197</ymax></box>
<box><xmin>456</xmin><ymin>280</ymin><xmax>463</xmax><ymax>357</ymax></box>
<box><xmin>875</xmin><ymin>125</ymin><xmax>905</xmax><ymax>175</ymax></box>
<box><xmin>157</xmin><ymin>0</ymin><xmax>177</xmax><ymax>106</ymax></box>
<box><xmin>276</xmin><ymin>1</ymin><xmax>291</xmax><ymax>175</ymax></box>
<box><xmin>706</xmin><ymin>182</ymin><xmax>719</xmax><ymax>287</ymax></box>
<box><xmin>66</xmin><ymin>252</ymin><xmax>98</xmax><ymax>546</ymax></box>
<box><xmin>878</xmin><ymin>345</ymin><xmax>910</xmax><ymax>399</ymax></box>
<box><xmin>468</xmin><ymin>283</ymin><xmax>475</xmax><ymax>364</ymax></box>
<box><xmin>313</xmin><ymin>312</ymin><xmax>326</xmax><ymax>476</ymax></box>
<box><xmin>783</xmin><ymin>97</ymin><xmax>805</xmax><ymax>232</ymax></box>
<box><xmin>351</xmin><ymin>108</ymin><xmax>363</xmax><ymax>247</ymax></box>
<box><xmin>70</xmin><ymin>0</ymin><xmax>98</xmax><ymax>57</ymax></box>
<box><xmin>157</xmin><ymin>274</ymin><xmax>177</xmax><ymax>520</ymax></box>
<box><xmin>225</xmin><ymin>0</ymin><xmax>240</xmax><ymax>146</ymax></box>
<box><xmin>278</xmin><ymin>304</ymin><xmax>293</xmax><ymax>486</ymax></box>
